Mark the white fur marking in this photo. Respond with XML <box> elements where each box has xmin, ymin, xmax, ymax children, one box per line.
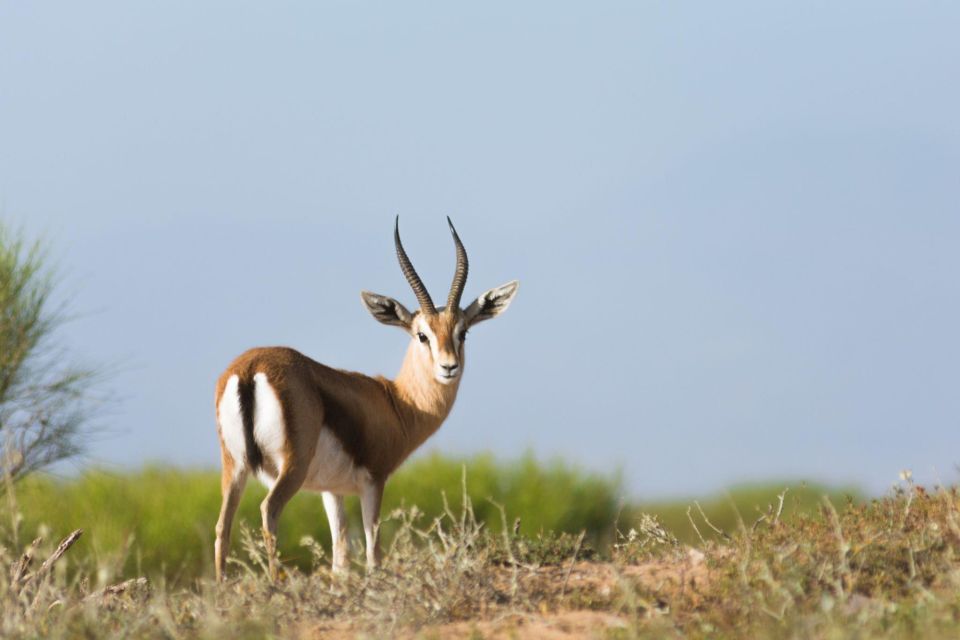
<box><xmin>303</xmin><ymin>428</ymin><xmax>371</xmax><ymax>494</ymax></box>
<box><xmin>252</xmin><ymin>372</ymin><xmax>287</xmax><ymax>485</ymax></box>
<box><xmin>217</xmin><ymin>375</ymin><xmax>246</xmax><ymax>477</ymax></box>
<box><xmin>418</xmin><ymin>318</ymin><xmax>440</xmax><ymax>360</ymax></box>
<box><xmin>256</xmin><ymin>469</ymin><xmax>278</xmax><ymax>490</ymax></box>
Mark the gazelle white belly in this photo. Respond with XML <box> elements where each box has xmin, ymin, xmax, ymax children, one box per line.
<box><xmin>302</xmin><ymin>428</ymin><xmax>371</xmax><ymax>494</ymax></box>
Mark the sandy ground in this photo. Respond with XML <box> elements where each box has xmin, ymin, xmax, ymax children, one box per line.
<box><xmin>301</xmin><ymin>549</ymin><xmax>711</xmax><ymax>639</ymax></box>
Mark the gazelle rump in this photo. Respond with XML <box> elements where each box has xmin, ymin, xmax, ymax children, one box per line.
<box><xmin>213</xmin><ymin>218</ymin><xmax>519</xmax><ymax>580</ymax></box>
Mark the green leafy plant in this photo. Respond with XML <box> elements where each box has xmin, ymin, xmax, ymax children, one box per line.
<box><xmin>0</xmin><ymin>224</ymin><xmax>101</xmax><ymax>485</ymax></box>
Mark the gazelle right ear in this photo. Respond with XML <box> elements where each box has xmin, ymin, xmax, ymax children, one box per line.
<box><xmin>361</xmin><ymin>291</ymin><xmax>414</xmax><ymax>328</ymax></box>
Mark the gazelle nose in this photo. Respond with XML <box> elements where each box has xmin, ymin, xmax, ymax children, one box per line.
<box><xmin>441</xmin><ymin>363</ymin><xmax>459</xmax><ymax>373</ymax></box>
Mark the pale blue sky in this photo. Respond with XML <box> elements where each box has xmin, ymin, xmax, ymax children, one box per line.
<box><xmin>1</xmin><ymin>2</ymin><xmax>958</xmax><ymax>497</ymax></box>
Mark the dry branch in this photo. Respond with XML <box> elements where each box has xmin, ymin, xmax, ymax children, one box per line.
<box><xmin>83</xmin><ymin>577</ymin><xmax>148</xmax><ymax>602</ymax></box>
<box><xmin>20</xmin><ymin>529</ymin><xmax>82</xmax><ymax>587</ymax></box>
<box><xmin>9</xmin><ymin>536</ymin><xmax>42</xmax><ymax>589</ymax></box>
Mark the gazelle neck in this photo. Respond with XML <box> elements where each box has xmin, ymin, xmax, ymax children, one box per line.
<box><xmin>390</xmin><ymin>340</ymin><xmax>461</xmax><ymax>451</ymax></box>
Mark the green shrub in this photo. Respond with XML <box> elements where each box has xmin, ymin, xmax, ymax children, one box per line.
<box><xmin>10</xmin><ymin>453</ymin><xmax>624</xmax><ymax>582</ymax></box>
<box><xmin>7</xmin><ymin>454</ymin><xmax>862</xmax><ymax>584</ymax></box>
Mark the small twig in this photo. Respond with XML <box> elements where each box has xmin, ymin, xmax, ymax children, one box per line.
<box><xmin>751</xmin><ymin>514</ymin><xmax>769</xmax><ymax>532</ymax></box>
<box><xmin>821</xmin><ymin>496</ymin><xmax>849</xmax><ymax>599</ymax></box>
<box><xmin>560</xmin><ymin>530</ymin><xmax>586</xmax><ymax>599</ymax></box>
<box><xmin>22</xmin><ymin>529</ymin><xmax>83</xmax><ymax>586</ymax></box>
<box><xmin>694</xmin><ymin>501</ymin><xmax>731</xmax><ymax>541</ymax></box>
<box><xmin>761</xmin><ymin>604</ymin><xmax>786</xmax><ymax>621</ymax></box>
<box><xmin>440</xmin><ymin>490</ymin><xmax>458</xmax><ymax>525</ymax></box>
<box><xmin>487</xmin><ymin>498</ymin><xmax>520</xmax><ymax>598</ymax></box>
<box><xmin>726</xmin><ymin>493</ymin><xmax>748</xmax><ymax>537</ymax></box>
<box><xmin>10</xmin><ymin>536</ymin><xmax>42</xmax><ymax>589</ymax></box>
<box><xmin>773</xmin><ymin>488</ymin><xmax>789</xmax><ymax>525</ymax></box>
<box><xmin>460</xmin><ymin>465</ymin><xmax>470</xmax><ymax>532</ymax></box>
<box><xmin>83</xmin><ymin>577</ymin><xmax>148</xmax><ymax>601</ymax></box>
<box><xmin>901</xmin><ymin>487</ymin><xmax>916</xmax><ymax>528</ymax></box>
<box><xmin>3</xmin><ymin>458</ymin><xmax>22</xmax><ymax>548</ymax></box>
<box><xmin>686</xmin><ymin>506</ymin><xmax>707</xmax><ymax>546</ymax></box>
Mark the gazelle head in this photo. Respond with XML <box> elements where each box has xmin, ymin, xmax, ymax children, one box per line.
<box><xmin>361</xmin><ymin>217</ymin><xmax>520</xmax><ymax>385</ymax></box>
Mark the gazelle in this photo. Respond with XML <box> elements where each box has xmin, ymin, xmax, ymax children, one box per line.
<box><xmin>213</xmin><ymin>218</ymin><xmax>519</xmax><ymax>580</ymax></box>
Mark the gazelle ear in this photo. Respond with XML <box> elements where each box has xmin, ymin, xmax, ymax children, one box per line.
<box><xmin>361</xmin><ymin>291</ymin><xmax>414</xmax><ymax>328</ymax></box>
<box><xmin>464</xmin><ymin>280</ymin><xmax>519</xmax><ymax>327</ymax></box>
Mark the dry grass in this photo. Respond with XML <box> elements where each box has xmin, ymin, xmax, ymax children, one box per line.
<box><xmin>4</xmin><ymin>476</ymin><xmax>960</xmax><ymax>639</ymax></box>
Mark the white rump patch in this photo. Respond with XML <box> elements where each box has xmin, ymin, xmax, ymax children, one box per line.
<box><xmin>217</xmin><ymin>375</ymin><xmax>246</xmax><ymax>477</ymax></box>
<box><xmin>303</xmin><ymin>429</ymin><xmax>371</xmax><ymax>495</ymax></box>
<box><xmin>252</xmin><ymin>372</ymin><xmax>287</xmax><ymax>483</ymax></box>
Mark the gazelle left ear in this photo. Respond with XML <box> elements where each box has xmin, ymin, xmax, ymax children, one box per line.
<box><xmin>361</xmin><ymin>291</ymin><xmax>414</xmax><ymax>328</ymax></box>
<box><xmin>464</xmin><ymin>280</ymin><xmax>519</xmax><ymax>327</ymax></box>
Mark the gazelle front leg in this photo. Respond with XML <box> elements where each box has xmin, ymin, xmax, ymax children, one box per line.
<box><xmin>360</xmin><ymin>477</ymin><xmax>385</xmax><ymax>569</ymax></box>
<box><xmin>321</xmin><ymin>491</ymin><xmax>349</xmax><ymax>573</ymax></box>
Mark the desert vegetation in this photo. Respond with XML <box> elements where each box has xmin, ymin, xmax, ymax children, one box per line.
<box><xmin>7</xmin><ymin>456</ymin><xmax>957</xmax><ymax>638</ymax></box>
<box><xmin>10</xmin><ymin>454</ymin><xmax>856</xmax><ymax>587</ymax></box>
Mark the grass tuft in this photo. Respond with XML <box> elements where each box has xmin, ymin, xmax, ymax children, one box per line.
<box><xmin>4</xmin><ymin>460</ymin><xmax>959</xmax><ymax>638</ymax></box>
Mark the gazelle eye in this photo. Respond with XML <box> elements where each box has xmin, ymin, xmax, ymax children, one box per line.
<box><xmin>417</xmin><ymin>332</ymin><xmax>428</xmax><ymax>344</ymax></box>
<box><xmin>459</xmin><ymin>331</ymin><xmax>467</xmax><ymax>342</ymax></box>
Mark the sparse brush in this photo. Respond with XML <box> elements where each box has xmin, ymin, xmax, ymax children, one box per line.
<box><xmin>613</xmin><ymin>512</ymin><xmax>681</xmax><ymax>564</ymax></box>
<box><xmin>7</xmin><ymin>473</ymin><xmax>960</xmax><ymax>639</ymax></box>
<box><xmin>12</xmin><ymin>454</ymin><xmax>626</xmax><ymax>583</ymax></box>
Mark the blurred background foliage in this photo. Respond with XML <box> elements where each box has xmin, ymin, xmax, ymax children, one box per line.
<box><xmin>7</xmin><ymin>453</ymin><xmax>861</xmax><ymax>584</ymax></box>
<box><xmin>0</xmin><ymin>224</ymin><xmax>101</xmax><ymax>484</ymax></box>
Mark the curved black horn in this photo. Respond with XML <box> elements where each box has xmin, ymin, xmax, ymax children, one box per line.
<box><xmin>394</xmin><ymin>216</ymin><xmax>436</xmax><ymax>314</ymax></box>
<box><xmin>446</xmin><ymin>217</ymin><xmax>469</xmax><ymax>310</ymax></box>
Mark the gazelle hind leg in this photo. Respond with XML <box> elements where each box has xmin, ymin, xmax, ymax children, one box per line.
<box><xmin>322</xmin><ymin>492</ymin><xmax>349</xmax><ymax>573</ymax></box>
<box><xmin>215</xmin><ymin>454</ymin><xmax>247</xmax><ymax>582</ymax></box>
<box><xmin>259</xmin><ymin>466</ymin><xmax>308</xmax><ymax>581</ymax></box>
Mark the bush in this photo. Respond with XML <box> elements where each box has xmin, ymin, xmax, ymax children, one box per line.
<box><xmin>0</xmin><ymin>224</ymin><xmax>100</xmax><ymax>483</ymax></box>
<box><xmin>8</xmin><ymin>454</ymin><xmax>863</xmax><ymax>584</ymax></box>
<box><xmin>11</xmin><ymin>453</ymin><xmax>625</xmax><ymax>582</ymax></box>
